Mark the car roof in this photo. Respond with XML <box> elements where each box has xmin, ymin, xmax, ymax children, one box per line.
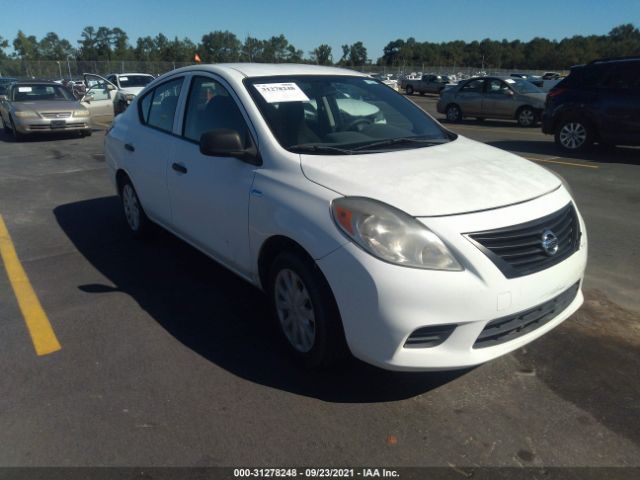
<box><xmin>109</xmin><ymin>72</ymin><xmax>155</xmax><ymax>77</ymax></box>
<box><xmin>11</xmin><ymin>80</ymin><xmax>61</xmax><ymax>85</ymax></box>
<box><xmin>166</xmin><ymin>63</ymin><xmax>366</xmax><ymax>78</ymax></box>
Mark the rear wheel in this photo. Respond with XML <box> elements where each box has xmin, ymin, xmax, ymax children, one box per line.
<box><xmin>268</xmin><ymin>251</ymin><xmax>348</xmax><ymax>368</ymax></box>
<box><xmin>554</xmin><ymin>117</ymin><xmax>594</xmax><ymax>152</ymax></box>
<box><xmin>405</xmin><ymin>85</ymin><xmax>414</xmax><ymax>95</ymax></box>
<box><xmin>446</xmin><ymin>104</ymin><xmax>462</xmax><ymax>123</ymax></box>
<box><xmin>120</xmin><ymin>178</ymin><xmax>152</xmax><ymax>238</ymax></box>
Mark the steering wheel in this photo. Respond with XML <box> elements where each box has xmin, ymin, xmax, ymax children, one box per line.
<box><xmin>344</xmin><ymin>118</ymin><xmax>372</xmax><ymax>132</ymax></box>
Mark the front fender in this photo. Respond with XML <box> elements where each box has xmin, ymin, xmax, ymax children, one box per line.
<box><xmin>248</xmin><ymin>170</ymin><xmax>349</xmax><ymax>280</ymax></box>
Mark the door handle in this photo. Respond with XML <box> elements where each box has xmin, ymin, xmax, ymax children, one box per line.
<box><xmin>124</xmin><ymin>143</ymin><xmax>135</xmax><ymax>152</ymax></box>
<box><xmin>172</xmin><ymin>163</ymin><xmax>188</xmax><ymax>174</ymax></box>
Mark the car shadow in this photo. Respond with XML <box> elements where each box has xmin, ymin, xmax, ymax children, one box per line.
<box><xmin>486</xmin><ymin>140</ymin><xmax>640</xmax><ymax>165</ymax></box>
<box><xmin>53</xmin><ymin>196</ymin><xmax>471</xmax><ymax>403</ymax></box>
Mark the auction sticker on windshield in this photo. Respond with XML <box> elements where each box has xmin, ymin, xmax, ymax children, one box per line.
<box><xmin>18</xmin><ymin>87</ymin><xmax>33</xmax><ymax>92</ymax></box>
<box><xmin>254</xmin><ymin>83</ymin><xmax>309</xmax><ymax>103</ymax></box>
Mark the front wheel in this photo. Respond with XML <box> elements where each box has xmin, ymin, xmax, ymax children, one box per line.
<box><xmin>405</xmin><ymin>85</ymin><xmax>414</xmax><ymax>95</ymax></box>
<box><xmin>268</xmin><ymin>252</ymin><xmax>348</xmax><ymax>368</ymax></box>
<box><xmin>446</xmin><ymin>104</ymin><xmax>462</xmax><ymax>123</ymax></box>
<box><xmin>554</xmin><ymin>118</ymin><xmax>594</xmax><ymax>152</ymax></box>
<box><xmin>517</xmin><ymin>107</ymin><xmax>536</xmax><ymax>127</ymax></box>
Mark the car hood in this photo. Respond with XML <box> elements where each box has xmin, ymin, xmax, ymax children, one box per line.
<box><xmin>12</xmin><ymin>100</ymin><xmax>81</xmax><ymax>112</ymax></box>
<box><xmin>300</xmin><ymin>136</ymin><xmax>560</xmax><ymax>217</ymax></box>
<box><xmin>119</xmin><ymin>86</ymin><xmax>145</xmax><ymax>95</ymax></box>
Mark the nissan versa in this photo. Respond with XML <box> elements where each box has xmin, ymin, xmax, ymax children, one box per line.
<box><xmin>105</xmin><ymin>64</ymin><xmax>587</xmax><ymax>371</ymax></box>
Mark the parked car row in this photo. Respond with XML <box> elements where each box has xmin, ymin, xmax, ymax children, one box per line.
<box><xmin>0</xmin><ymin>72</ymin><xmax>155</xmax><ymax>140</ymax></box>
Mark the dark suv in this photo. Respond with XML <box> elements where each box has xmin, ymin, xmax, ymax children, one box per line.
<box><xmin>542</xmin><ymin>57</ymin><xmax>640</xmax><ymax>152</ymax></box>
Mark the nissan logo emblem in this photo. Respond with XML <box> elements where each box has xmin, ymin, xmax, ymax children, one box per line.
<box><xmin>541</xmin><ymin>229</ymin><xmax>559</xmax><ymax>256</ymax></box>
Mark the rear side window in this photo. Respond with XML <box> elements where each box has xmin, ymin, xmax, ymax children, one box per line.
<box><xmin>461</xmin><ymin>79</ymin><xmax>484</xmax><ymax>92</ymax></box>
<box><xmin>602</xmin><ymin>63</ymin><xmax>640</xmax><ymax>89</ymax></box>
<box><xmin>142</xmin><ymin>78</ymin><xmax>183</xmax><ymax>133</ymax></box>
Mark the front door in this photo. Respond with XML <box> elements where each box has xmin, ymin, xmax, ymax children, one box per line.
<box><xmin>167</xmin><ymin>75</ymin><xmax>257</xmax><ymax>275</ymax></box>
<box><xmin>482</xmin><ymin>78</ymin><xmax>516</xmax><ymax>118</ymax></box>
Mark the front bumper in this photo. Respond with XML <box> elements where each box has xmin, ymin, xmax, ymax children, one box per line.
<box><xmin>317</xmin><ymin>187</ymin><xmax>587</xmax><ymax>371</ymax></box>
<box><xmin>14</xmin><ymin>116</ymin><xmax>90</xmax><ymax>134</ymax></box>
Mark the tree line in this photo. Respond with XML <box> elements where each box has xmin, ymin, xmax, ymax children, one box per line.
<box><xmin>0</xmin><ymin>24</ymin><xmax>638</xmax><ymax>70</ymax></box>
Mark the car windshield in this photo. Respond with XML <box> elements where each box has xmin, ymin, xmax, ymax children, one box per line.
<box><xmin>506</xmin><ymin>78</ymin><xmax>543</xmax><ymax>94</ymax></box>
<box><xmin>118</xmin><ymin>75</ymin><xmax>153</xmax><ymax>88</ymax></box>
<box><xmin>11</xmin><ymin>84</ymin><xmax>75</xmax><ymax>101</ymax></box>
<box><xmin>245</xmin><ymin>75</ymin><xmax>451</xmax><ymax>154</ymax></box>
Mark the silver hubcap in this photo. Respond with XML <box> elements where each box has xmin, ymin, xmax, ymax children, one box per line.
<box><xmin>122</xmin><ymin>184</ymin><xmax>140</xmax><ymax>231</ymax></box>
<box><xmin>559</xmin><ymin>122</ymin><xmax>587</xmax><ymax>149</ymax></box>
<box><xmin>447</xmin><ymin>106</ymin><xmax>459</xmax><ymax>121</ymax></box>
<box><xmin>274</xmin><ymin>268</ymin><xmax>316</xmax><ymax>353</ymax></box>
<box><xmin>519</xmin><ymin>109</ymin><xmax>534</xmax><ymax>126</ymax></box>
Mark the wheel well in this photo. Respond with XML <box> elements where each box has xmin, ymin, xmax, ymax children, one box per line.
<box><xmin>257</xmin><ymin>235</ymin><xmax>315</xmax><ymax>290</ymax></box>
<box><xmin>515</xmin><ymin>104</ymin><xmax>535</xmax><ymax>117</ymax></box>
<box><xmin>115</xmin><ymin>169</ymin><xmax>129</xmax><ymax>196</ymax></box>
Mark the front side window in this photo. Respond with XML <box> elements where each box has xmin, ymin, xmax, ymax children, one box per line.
<box><xmin>182</xmin><ymin>76</ymin><xmax>248</xmax><ymax>144</ymax></box>
<box><xmin>146</xmin><ymin>78</ymin><xmax>183</xmax><ymax>132</ymax></box>
<box><xmin>245</xmin><ymin>75</ymin><xmax>451</xmax><ymax>154</ymax></box>
<box><xmin>486</xmin><ymin>79</ymin><xmax>510</xmax><ymax>94</ymax></box>
<box><xmin>12</xmin><ymin>84</ymin><xmax>75</xmax><ymax>102</ymax></box>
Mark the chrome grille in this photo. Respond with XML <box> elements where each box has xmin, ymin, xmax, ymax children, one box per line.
<box><xmin>42</xmin><ymin>112</ymin><xmax>71</xmax><ymax>119</ymax></box>
<box><xmin>467</xmin><ymin>203</ymin><xmax>580</xmax><ymax>278</ymax></box>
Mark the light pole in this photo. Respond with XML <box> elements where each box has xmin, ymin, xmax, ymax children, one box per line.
<box><xmin>67</xmin><ymin>56</ymin><xmax>73</xmax><ymax>79</ymax></box>
<box><xmin>56</xmin><ymin>61</ymin><xmax>62</xmax><ymax>79</ymax></box>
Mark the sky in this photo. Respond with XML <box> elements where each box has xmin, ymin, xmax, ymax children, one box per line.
<box><xmin>1</xmin><ymin>0</ymin><xmax>638</xmax><ymax>59</ymax></box>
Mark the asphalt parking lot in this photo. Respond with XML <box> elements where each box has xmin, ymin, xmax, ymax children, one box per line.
<box><xmin>0</xmin><ymin>101</ymin><xmax>639</xmax><ymax>469</ymax></box>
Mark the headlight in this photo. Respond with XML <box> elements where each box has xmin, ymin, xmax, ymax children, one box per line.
<box><xmin>74</xmin><ymin>109</ymin><xmax>90</xmax><ymax>117</ymax></box>
<box><xmin>14</xmin><ymin>110</ymin><xmax>38</xmax><ymax>118</ymax></box>
<box><xmin>331</xmin><ymin>197</ymin><xmax>463</xmax><ymax>271</ymax></box>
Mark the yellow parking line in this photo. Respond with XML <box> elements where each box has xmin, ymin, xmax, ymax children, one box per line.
<box><xmin>0</xmin><ymin>215</ymin><xmax>61</xmax><ymax>356</ymax></box>
<box><xmin>525</xmin><ymin>157</ymin><xmax>599</xmax><ymax>169</ymax></box>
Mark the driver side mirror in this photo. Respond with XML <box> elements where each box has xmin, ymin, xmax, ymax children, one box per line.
<box><xmin>199</xmin><ymin>129</ymin><xmax>261</xmax><ymax>165</ymax></box>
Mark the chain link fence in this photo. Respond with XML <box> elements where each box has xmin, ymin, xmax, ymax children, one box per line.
<box><xmin>0</xmin><ymin>59</ymin><xmax>562</xmax><ymax>80</ymax></box>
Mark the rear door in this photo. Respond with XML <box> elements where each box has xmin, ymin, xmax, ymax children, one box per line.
<box><xmin>124</xmin><ymin>76</ymin><xmax>186</xmax><ymax>225</ymax></box>
<box><xmin>455</xmin><ymin>78</ymin><xmax>485</xmax><ymax>116</ymax></box>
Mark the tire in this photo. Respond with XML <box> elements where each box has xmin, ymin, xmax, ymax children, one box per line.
<box><xmin>120</xmin><ymin>178</ymin><xmax>152</xmax><ymax>238</ymax></box>
<box><xmin>268</xmin><ymin>251</ymin><xmax>348</xmax><ymax>369</ymax></box>
<box><xmin>10</xmin><ymin>117</ymin><xmax>23</xmax><ymax>141</ymax></box>
<box><xmin>2</xmin><ymin>117</ymin><xmax>10</xmax><ymax>134</ymax></box>
<box><xmin>554</xmin><ymin>117</ymin><xmax>594</xmax><ymax>152</ymax></box>
<box><xmin>405</xmin><ymin>85</ymin><xmax>414</xmax><ymax>95</ymax></box>
<box><xmin>516</xmin><ymin>106</ymin><xmax>536</xmax><ymax>127</ymax></box>
<box><xmin>445</xmin><ymin>104</ymin><xmax>462</xmax><ymax>123</ymax></box>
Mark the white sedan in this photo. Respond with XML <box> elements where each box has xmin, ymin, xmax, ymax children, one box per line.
<box><xmin>105</xmin><ymin>64</ymin><xmax>587</xmax><ymax>371</ymax></box>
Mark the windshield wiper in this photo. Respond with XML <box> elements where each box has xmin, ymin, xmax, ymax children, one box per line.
<box><xmin>351</xmin><ymin>137</ymin><xmax>449</xmax><ymax>152</ymax></box>
<box><xmin>288</xmin><ymin>144</ymin><xmax>354</xmax><ymax>155</ymax></box>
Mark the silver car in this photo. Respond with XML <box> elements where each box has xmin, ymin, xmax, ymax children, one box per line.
<box><xmin>437</xmin><ymin>76</ymin><xmax>547</xmax><ymax>127</ymax></box>
<box><xmin>0</xmin><ymin>81</ymin><xmax>92</xmax><ymax>140</ymax></box>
